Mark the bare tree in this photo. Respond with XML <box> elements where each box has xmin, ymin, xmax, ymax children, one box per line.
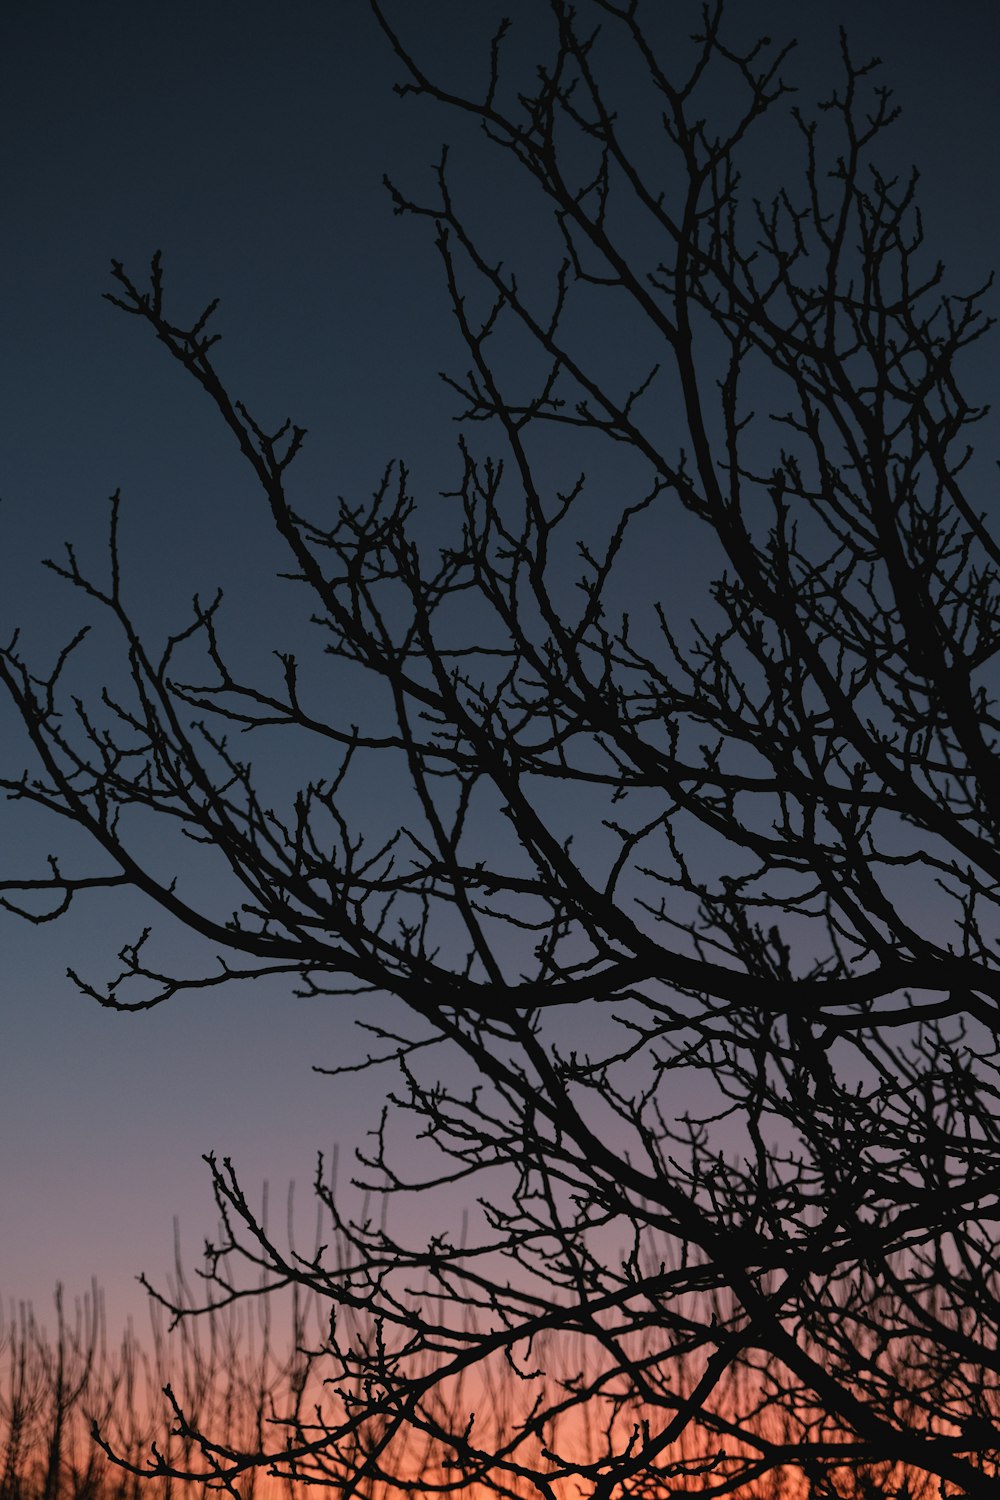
<box><xmin>0</xmin><ymin>1267</ymin><xmax>317</xmax><ymax>1500</ymax></box>
<box><xmin>3</xmin><ymin>2</ymin><xmax>1000</xmax><ymax>1496</ymax></box>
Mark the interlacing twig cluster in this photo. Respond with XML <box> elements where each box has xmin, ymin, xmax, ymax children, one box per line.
<box><xmin>3</xmin><ymin>3</ymin><xmax>1000</xmax><ymax>1497</ymax></box>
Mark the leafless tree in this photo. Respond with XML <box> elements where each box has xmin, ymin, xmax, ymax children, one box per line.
<box><xmin>3</xmin><ymin>2</ymin><xmax>1000</xmax><ymax>1496</ymax></box>
<box><xmin>0</xmin><ymin>1267</ymin><xmax>315</xmax><ymax>1500</ymax></box>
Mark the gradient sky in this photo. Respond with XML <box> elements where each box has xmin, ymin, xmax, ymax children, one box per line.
<box><xmin>1</xmin><ymin>2</ymin><xmax>998</xmax><ymax>1341</ymax></box>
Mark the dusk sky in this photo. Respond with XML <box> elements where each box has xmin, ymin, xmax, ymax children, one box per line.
<box><xmin>2</xmin><ymin>1</ymin><xmax>998</xmax><ymax>1342</ymax></box>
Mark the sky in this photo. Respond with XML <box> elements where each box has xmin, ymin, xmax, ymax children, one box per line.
<box><xmin>1</xmin><ymin>1</ymin><xmax>998</xmax><ymax>1343</ymax></box>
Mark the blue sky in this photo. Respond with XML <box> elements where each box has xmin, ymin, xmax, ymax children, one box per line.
<box><xmin>1</xmin><ymin>1</ymin><xmax>998</xmax><ymax>1338</ymax></box>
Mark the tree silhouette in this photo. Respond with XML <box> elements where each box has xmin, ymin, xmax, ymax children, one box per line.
<box><xmin>3</xmin><ymin>3</ymin><xmax>1000</xmax><ymax>1496</ymax></box>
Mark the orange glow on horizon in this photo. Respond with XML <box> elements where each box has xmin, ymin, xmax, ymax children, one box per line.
<box><xmin>1</xmin><ymin>1285</ymin><xmax>956</xmax><ymax>1500</ymax></box>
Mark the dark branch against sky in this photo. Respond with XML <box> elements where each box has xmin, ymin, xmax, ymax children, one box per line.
<box><xmin>1</xmin><ymin>1</ymin><xmax>997</xmax><ymax>1333</ymax></box>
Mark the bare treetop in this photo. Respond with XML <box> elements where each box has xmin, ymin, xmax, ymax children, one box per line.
<box><xmin>3</xmin><ymin>4</ymin><xmax>1000</xmax><ymax>1498</ymax></box>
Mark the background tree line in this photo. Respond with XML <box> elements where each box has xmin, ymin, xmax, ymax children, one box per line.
<box><xmin>0</xmin><ymin>1270</ymin><xmax>939</xmax><ymax>1500</ymax></box>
